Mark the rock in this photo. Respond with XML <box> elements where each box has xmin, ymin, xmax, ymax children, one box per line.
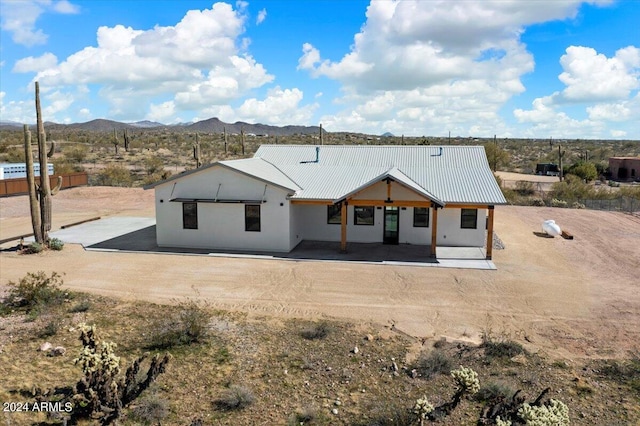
<box><xmin>39</xmin><ymin>342</ymin><xmax>53</xmax><ymax>352</ymax></box>
<box><xmin>510</xmin><ymin>354</ymin><xmax>527</xmax><ymax>365</ymax></box>
<box><xmin>365</xmin><ymin>334</ymin><xmax>374</xmax><ymax>341</ymax></box>
<box><xmin>410</xmin><ymin>368</ymin><xmax>419</xmax><ymax>379</ymax></box>
<box><xmin>391</xmin><ymin>362</ymin><xmax>398</xmax><ymax>372</ymax></box>
<box><xmin>352</xmin><ymin>346</ymin><xmax>359</xmax><ymax>354</ymax></box>
<box><xmin>334</xmin><ymin>400</ymin><xmax>341</xmax><ymax>406</ymax></box>
<box><xmin>331</xmin><ymin>408</ymin><xmax>339</xmax><ymax>415</ymax></box>
<box><xmin>50</xmin><ymin>346</ymin><xmax>66</xmax><ymax>356</ymax></box>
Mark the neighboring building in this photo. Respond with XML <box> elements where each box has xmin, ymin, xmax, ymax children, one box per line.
<box><xmin>609</xmin><ymin>157</ymin><xmax>640</xmax><ymax>181</ymax></box>
<box><xmin>0</xmin><ymin>163</ymin><xmax>54</xmax><ymax>180</ymax></box>
<box><xmin>145</xmin><ymin>145</ymin><xmax>507</xmax><ymax>259</ymax></box>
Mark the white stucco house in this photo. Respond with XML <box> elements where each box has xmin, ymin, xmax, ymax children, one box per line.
<box><xmin>144</xmin><ymin>145</ymin><xmax>506</xmax><ymax>259</ymax></box>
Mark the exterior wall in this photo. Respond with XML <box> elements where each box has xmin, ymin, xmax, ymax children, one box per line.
<box><xmin>294</xmin><ymin>204</ymin><xmax>383</xmax><ymax>243</ymax></box>
<box><xmin>398</xmin><ymin>207</ymin><xmax>431</xmax><ymax>245</ymax></box>
<box><xmin>609</xmin><ymin>158</ymin><xmax>640</xmax><ymax>181</ymax></box>
<box><xmin>436</xmin><ymin>208</ymin><xmax>487</xmax><ymax>247</ymax></box>
<box><xmin>154</xmin><ymin>167</ymin><xmax>292</xmax><ymax>251</ymax></box>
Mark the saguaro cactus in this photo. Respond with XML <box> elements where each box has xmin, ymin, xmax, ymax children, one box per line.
<box><xmin>23</xmin><ymin>82</ymin><xmax>62</xmax><ymax>245</ymax></box>
<box><xmin>123</xmin><ymin>128</ymin><xmax>130</xmax><ymax>152</ymax></box>
<box><xmin>23</xmin><ymin>125</ymin><xmax>43</xmax><ymax>243</ymax></box>
<box><xmin>193</xmin><ymin>133</ymin><xmax>202</xmax><ymax>168</ymax></box>
<box><xmin>113</xmin><ymin>128</ymin><xmax>119</xmax><ymax>154</ymax></box>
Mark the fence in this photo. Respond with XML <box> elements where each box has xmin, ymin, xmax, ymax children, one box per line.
<box><xmin>579</xmin><ymin>197</ymin><xmax>640</xmax><ymax>215</ymax></box>
<box><xmin>0</xmin><ymin>172</ymin><xmax>88</xmax><ymax>197</ymax></box>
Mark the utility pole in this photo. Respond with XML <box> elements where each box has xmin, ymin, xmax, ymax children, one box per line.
<box><xmin>558</xmin><ymin>145</ymin><xmax>565</xmax><ymax>182</ymax></box>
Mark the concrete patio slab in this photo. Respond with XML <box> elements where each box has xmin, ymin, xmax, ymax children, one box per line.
<box><xmin>44</xmin><ymin>216</ymin><xmax>496</xmax><ymax>270</ymax></box>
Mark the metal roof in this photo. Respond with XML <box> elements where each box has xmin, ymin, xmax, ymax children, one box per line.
<box><xmin>254</xmin><ymin>145</ymin><xmax>507</xmax><ymax>205</ymax></box>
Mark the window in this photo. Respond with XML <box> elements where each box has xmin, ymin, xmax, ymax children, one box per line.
<box><xmin>327</xmin><ymin>204</ymin><xmax>342</xmax><ymax>224</ymax></box>
<box><xmin>413</xmin><ymin>207</ymin><xmax>429</xmax><ymax>227</ymax></box>
<box><xmin>354</xmin><ymin>206</ymin><xmax>375</xmax><ymax>225</ymax></box>
<box><xmin>182</xmin><ymin>202</ymin><xmax>198</xmax><ymax>229</ymax></box>
<box><xmin>461</xmin><ymin>208</ymin><xmax>478</xmax><ymax>229</ymax></box>
<box><xmin>245</xmin><ymin>205</ymin><xmax>261</xmax><ymax>232</ymax></box>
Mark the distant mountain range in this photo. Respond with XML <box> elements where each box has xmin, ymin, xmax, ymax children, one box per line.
<box><xmin>0</xmin><ymin>117</ymin><xmax>321</xmax><ymax>136</ymax></box>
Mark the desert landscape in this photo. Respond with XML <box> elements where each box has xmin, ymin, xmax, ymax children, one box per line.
<box><xmin>1</xmin><ymin>186</ymin><xmax>639</xmax><ymax>425</ymax></box>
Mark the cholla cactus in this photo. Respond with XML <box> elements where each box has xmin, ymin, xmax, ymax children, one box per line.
<box><xmin>451</xmin><ymin>366</ymin><xmax>480</xmax><ymax>395</ymax></box>
<box><xmin>496</xmin><ymin>416</ymin><xmax>512</xmax><ymax>426</ymax></box>
<box><xmin>518</xmin><ymin>399</ymin><xmax>569</xmax><ymax>426</ymax></box>
<box><xmin>413</xmin><ymin>395</ymin><xmax>434</xmax><ymax>425</ymax></box>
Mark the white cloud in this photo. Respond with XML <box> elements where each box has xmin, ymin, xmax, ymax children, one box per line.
<box><xmin>256</xmin><ymin>8</ymin><xmax>267</xmax><ymax>25</ymax></box>
<box><xmin>78</xmin><ymin>107</ymin><xmax>91</xmax><ymax>119</ymax></box>
<box><xmin>235</xmin><ymin>86</ymin><xmax>318</xmax><ymax>125</ymax></box>
<box><xmin>31</xmin><ymin>2</ymin><xmax>273</xmax><ymax>120</ymax></box>
<box><xmin>0</xmin><ymin>0</ymin><xmax>80</xmax><ymax>47</ymax></box>
<box><xmin>610</xmin><ymin>130</ymin><xmax>627</xmax><ymax>137</ymax></box>
<box><xmin>558</xmin><ymin>46</ymin><xmax>640</xmax><ymax>102</ymax></box>
<box><xmin>297</xmin><ymin>0</ymin><xmax>605</xmax><ymax>136</ymax></box>
<box><xmin>586</xmin><ymin>102</ymin><xmax>631</xmax><ymax>121</ymax></box>
<box><xmin>146</xmin><ymin>101</ymin><xmax>176</xmax><ymax>123</ymax></box>
<box><xmin>13</xmin><ymin>52</ymin><xmax>58</xmax><ymax>73</ymax></box>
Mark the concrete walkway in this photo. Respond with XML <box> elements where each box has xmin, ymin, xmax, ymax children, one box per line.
<box><xmin>45</xmin><ymin>216</ymin><xmax>496</xmax><ymax>270</ymax></box>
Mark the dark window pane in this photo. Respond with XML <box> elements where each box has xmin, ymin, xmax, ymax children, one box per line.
<box><xmin>183</xmin><ymin>202</ymin><xmax>198</xmax><ymax>229</ymax></box>
<box><xmin>354</xmin><ymin>206</ymin><xmax>374</xmax><ymax>225</ymax></box>
<box><xmin>461</xmin><ymin>208</ymin><xmax>478</xmax><ymax>229</ymax></box>
<box><xmin>413</xmin><ymin>207</ymin><xmax>429</xmax><ymax>227</ymax></box>
<box><xmin>245</xmin><ymin>204</ymin><xmax>261</xmax><ymax>232</ymax></box>
<box><xmin>327</xmin><ymin>204</ymin><xmax>342</xmax><ymax>224</ymax></box>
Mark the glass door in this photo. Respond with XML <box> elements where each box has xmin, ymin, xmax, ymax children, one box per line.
<box><xmin>383</xmin><ymin>206</ymin><xmax>399</xmax><ymax>244</ymax></box>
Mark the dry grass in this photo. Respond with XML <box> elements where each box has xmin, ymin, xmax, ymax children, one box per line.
<box><xmin>1</xmin><ymin>291</ymin><xmax>639</xmax><ymax>425</ymax></box>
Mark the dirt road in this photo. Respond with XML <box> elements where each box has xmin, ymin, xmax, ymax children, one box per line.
<box><xmin>1</xmin><ymin>188</ymin><xmax>639</xmax><ymax>360</ymax></box>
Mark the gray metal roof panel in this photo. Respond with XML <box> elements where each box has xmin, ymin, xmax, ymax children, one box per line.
<box><xmin>219</xmin><ymin>157</ymin><xmax>300</xmax><ymax>192</ymax></box>
<box><xmin>254</xmin><ymin>145</ymin><xmax>506</xmax><ymax>205</ymax></box>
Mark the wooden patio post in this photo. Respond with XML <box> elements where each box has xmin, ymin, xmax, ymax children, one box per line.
<box><xmin>340</xmin><ymin>201</ymin><xmax>348</xmax><ymax>252</ymax></box>
<box><xmin>430</xmin><ymin>205</ymin><xmax>438</xmax><ymax>258</ymax></box>
<box><xmin>486</xmin><ymin>206</ymin><xmax>495</xmax><ymax>260</ymax></box>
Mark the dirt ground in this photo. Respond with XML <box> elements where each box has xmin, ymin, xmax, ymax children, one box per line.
<box><xmin>1</xmin><ymin>187</ymin><xmax>639</xmax><ymax>361</ymax></box>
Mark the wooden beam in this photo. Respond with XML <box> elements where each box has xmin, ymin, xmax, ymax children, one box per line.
<box><xmin>430</xmin><ymin>207</ymin><xmax>438</xmax><ymax>258</ymax></box>
<box><xmin>348</xmin><ymin>199</ymin><xmax>434</xmax><ymax>207</ymax></box>
<box><xmin>340</xmin><ymin>201</ymin><xmax>347</xmax><ymax>252</ymax></box>
<box><xmin>386</xmin><ymin>178</ymin><xmax>391</xmax><ymax>200</ymax></box>
<box><xmin>486</xmin><ymin>205</ymin><xmax>495</xmax><ymax>260</ymax></box>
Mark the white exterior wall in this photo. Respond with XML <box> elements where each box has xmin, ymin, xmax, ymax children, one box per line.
<box><xmin>293</xmin><ymin>204</ymin><xmax>383</xmax><ymax>243</ymax></box>
<box><xmin>154</xmin><ymin>167</ymin><xmax>293</xmax><ymax>252</ymax></box>
<box><xmin>291</xmin><ymin>205</ymin><xmax>486</xmax><ymax>247</ymax></box>
<box><xmin>436</xmin><ymin>208</ymin><xmax>486</xmax><ymax>247</ymax></box>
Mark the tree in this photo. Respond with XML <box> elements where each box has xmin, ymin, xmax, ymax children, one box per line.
<box><xmin>484</xmin><ymin>143</ymin><xmax>510</xmax><ymax>172</ymax></box>
<box><xmin>567</xmin><ymin>161</ymin><xmax>598</xmax><ymax>182</ymax></box>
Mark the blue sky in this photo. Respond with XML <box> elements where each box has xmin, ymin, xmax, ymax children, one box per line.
<box><xmin>1</xmin><ymin>0</ymin><xmax>638</xmax><ymax>139</ymax></box>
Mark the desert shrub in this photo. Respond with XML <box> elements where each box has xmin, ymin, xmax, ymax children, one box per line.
<box><xmin>64</xmin><ymin>145</ymin><xmax>89</xmax><ymax>163</ymax></box>
<box><xmin>48</xmin><ymin>238</ymin><xmax>64</xmax><ymax>251</ymax></box>
<box><xmin>515</xmin><ymin>181</ymin><xmax>535</xmax><ymax>196</ymax></box>
<box><xmin>529</xmin><ymin>197</ymin><xmax>545</xmax><ymax>207</ymax></box>
<box><xmin>38</xmin><ymin>319</ymin><xmax>60</xmax><ymax>338</ymax></box>
<box><xmin>476</xmin><ymin>382</ymin><xmax>516</xmax><ymax>403</ymax></box>
<box><xmin>69</xmin><ymin>299</ymin><xmax>91</xmax><ymax>313</ymax></box>
<box><xmin>3</xmin><ymin>271</ymin><xmax>66</xmax><ymax>312</ymax></box>
<box><xmin>95</xmin><ymin>164</ymin><xmax>132</xmax><ymax>187</ymax></box>
<box><xmin>570</xmin><ymin>201</ymin><xmax>585</xmax><ymax>209</ymax></box>
<box><xmin>599</xmin><ymin>354</ymin><xmax>640</xmax><ymax>395</ymax></box>
<box><xmin>144</xmin><ymin>155</ymin><xmax>164</xmax><ymax>175</ymax></box>
<box><xmin>356</xmin><ymin>400</ymin><xmax>414</xmax><ymax>426</ymax></box>
<box><xmin>26</xmin><ymin>242</ymin><xmax>44</xmax><ymax>254</ymax></box>
<box><xmin>130</xmin><ymin>394</ymin><xmax>169</xmax><ymax>424</ymax></box>
<box><xmin>287</xmin><ymin>406</ymin><xmax>318</xmax><ymax>425</ymax></box>
<box><xmin>549</xmin><ymin>175</ymin><xmax>597</xmax><ymax>201</ymax></box>
<box><xmin>51</xmin><ymin>157</ymin><xmax>84</xmax><ymax>175</ymax></box>
<box><xmin>413</xmin><ymin>350</ymin><xmax>453</xmax><ymax>379</ymax></box>
<box><xmin>482</xmin><ymin>337</ymin><xmax>525</xmax><ymax>360</ymax></box>
<box><xmin>301</xmin><ymin>321</ymin><xmax>332</xmax><ymax>340</ymax></box>
<box><xmin>549</xmin><ymin>198</ymin><xmax>568</xmax><ymax>208</ymax></box>
<box><xmin>147</xmin><ymin>299</ymin><xmax>211</xmax><ymax>349</ymax></box>
<box><xmin>566</xmin><ymin>161</ymin><xmax>598</xmax><ymax>182</ymax></box>
<box><xmin>215</xmin><ymin>385</ymin><xmax>255</xmax><ymax>410</ymax></box>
